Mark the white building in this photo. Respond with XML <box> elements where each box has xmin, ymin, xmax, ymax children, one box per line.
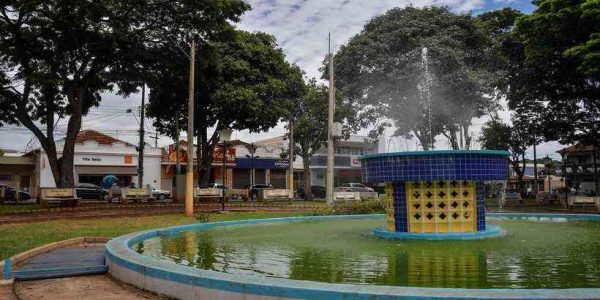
<box><xmin>253</xmin><ymin>135</ymin><xmax>385</xmax><ymax>188</ymax></box>
<box><xmin>37</xmin><ymin>130</ymin><xmax>162</xmax><ymax>189</ymax></box>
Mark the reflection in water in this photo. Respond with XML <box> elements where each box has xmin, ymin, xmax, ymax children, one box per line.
<box><xmin>136</xmin><ymin>219</ymin><xmax>600</xmax><ymax>288</ymax></box>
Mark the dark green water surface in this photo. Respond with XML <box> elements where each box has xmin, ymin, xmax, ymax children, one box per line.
<box><xmin>135</xmin><ymin>218</ymin><xmax>600</xmax><ymax>288</ymax></box>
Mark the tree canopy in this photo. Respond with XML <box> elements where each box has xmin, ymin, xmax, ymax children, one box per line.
<box><xmin>502</xmin><ymin>0</ymin><xmax>600</xmax><ymax>148</ymax></box>
<box><xmin>0</xmin><ymin>0</ymin><xmax>250</xmax><ymax>187</ymax></box>
<box><xmin>332</xmin><ymin>6</ymin><xmax>501</xmax><ymax>150</ymax></box>
<box><xmin>146</xmin><ymin>29</ymin><xmax>305</xmax><ymax>185</ymax></box>
<box><xmin>479</xmin><ymin>119</ymin><xmax>528</xmax><ymax>193</ymax></box>
<box><xmin>288</xmin><ymin>79</ymin><xmax>352</xmax><ymax>200</ymax></box>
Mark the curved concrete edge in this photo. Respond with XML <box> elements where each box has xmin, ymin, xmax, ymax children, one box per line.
<box><xmin>1</xmin><ymin>236</ymin><xmax>110</xmax><ymax>282</ymax></box>
<box><xmin>372</xmin><ymin>225</ymin><xmax>505</xmax><ymax>240</ymax></box>
<box><xmin>106</xmin><ymin>213</ymin><xmax>600</xmax><ymax>300</ymax></box>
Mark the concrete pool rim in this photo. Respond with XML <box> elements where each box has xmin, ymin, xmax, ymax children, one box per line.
<box><xmin>106</xmin><ymin>213</ymin><xmax>600</xmax><ymax>300</ymax></box>
<box><xmin>372</xmin><ymin>224</ymin><xmax>505</xmax><ymax>240</ymax></box>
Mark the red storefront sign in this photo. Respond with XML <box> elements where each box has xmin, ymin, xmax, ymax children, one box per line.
<box><xmin>168</xmin><ymin>144</ymin><xmax>188</xmax><ymax>163</ymax></box>
<box><xmin>213</xmin><ymin>147</ymin><xmax>236</xmax><ymax>167</ymax></box>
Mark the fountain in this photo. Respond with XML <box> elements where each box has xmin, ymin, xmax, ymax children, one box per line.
<box><xmin>103</xmin><ymin>47</ymin><xmax>600</xmax><ymax>300</ymax></box>
<box><xmin>420</xmin><ymin>47</ymin><xmax>434</xmax><ymax>148</ymax></box>
<box><xmin>361</xmin><ymin>150</ymin><xmax>508</xmax><ymax>240</ymax></box>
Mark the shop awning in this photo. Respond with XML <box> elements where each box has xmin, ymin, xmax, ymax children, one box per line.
<box><xmin>75</xmin><ymin>166</ymin><xmax>137</xmax><ymax>176</ymax></box>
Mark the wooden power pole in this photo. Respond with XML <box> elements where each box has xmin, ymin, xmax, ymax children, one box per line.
<box><xmin>326</xmin><ymin>32</ymin><xmax>335</xmax><ymax>206</ymax></box>
<box><xmin>137</xmin><ymin>84</ymin><xmax>145</xmax><ymax>189</ymax></box>
<box><xmin>185</xmin><ymin>41</ymin><xmax>195</xmax><ymax>217</ymax></box>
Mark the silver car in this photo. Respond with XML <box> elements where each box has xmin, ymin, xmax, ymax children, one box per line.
<box><xmin>337</xmin><ymin>183</ymin><xmax>374</xmax><ymax>192</ymax></box>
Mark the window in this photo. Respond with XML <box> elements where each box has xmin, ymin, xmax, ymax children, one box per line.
<box><xmin>0</xmin><ymin>174</ymin><xmax>12</xmax><ymax>182</ymax></box>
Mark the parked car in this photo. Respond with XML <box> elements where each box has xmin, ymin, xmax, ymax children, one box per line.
<box><xmin>75</xmin><ymin>183</ymin><xmax>108</xmax><ymax>201</ymax></box>
<box><xmin>249</xmin><ymin>183</ymin><xmax>273</xmax><ymax>199</ymax></box>
<box><xmin>207</xmin><ymin>183</ymin><xmax>228</xmax><ymax>190</ymax></box>
<box><xmin>336</xmin><ymin>183</ymin><xmax>374</xmax><ymax>192</ymax></box>
<box><xmin>151</xmin><ymin>188</ymin><xmax>171</xmax><ymax>201</ymax></box>
<box><xmin>297</xmin><ymin>185</ymin><xmax>326</xmax><ymax>199</ymax></box>
<box><xmin>0</xmin><ymin>184</ymin><xmax>31</xmax><ymax>201</ymax></box>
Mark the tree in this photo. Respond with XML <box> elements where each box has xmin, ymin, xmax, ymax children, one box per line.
<box><xmin>500</xmin><ymin>0</ymin><xmax>600</xmax><ymax>193</ymax></box>
<box><xmin>146</xmin><ymin>30</ymin><xmax>305</xmax><ymax>186</ymax></box>
<box><xmin>479</xmin><ymin>119</ymin><xmax>528</xmax><ymax>195</ymax></box>
<box><xmin>333</xmin><ymin>7</ymin><xmax>499</xmax><ymax>150</ymax></box>
<box><xmin>0</xmin><ymin>0</ymin><xmax>249</xmax><ymax>187</ymax></box>
<box><xmin>504</xmin><ymin>0</ymin><xmax>599</xmax><ymax>149</ymax></box>
<box><xmin>287</xmin><ymin>79</ymin><xmax>351</xmax><ymax>200</ymax></box>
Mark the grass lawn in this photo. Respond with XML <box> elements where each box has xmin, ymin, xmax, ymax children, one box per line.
<box><xmin>0</xmin><ymin>204</ymin><xmax>44</xmax><ymax>214</ymax></box>
<box><xmin>0</xmin><ymin>211</ymin><xmax>308</xmax><ymax>260</ymax></box>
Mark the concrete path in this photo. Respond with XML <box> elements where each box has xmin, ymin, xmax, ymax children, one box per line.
<box><xmin>15</xmin><ymin>275</ymin><xmax>158</xmax><ymax>300</ymax></box>
<box><xmin>0</xmin><ymin>283</ymin><xmax>18</xmax><ymax>300</ymax></box>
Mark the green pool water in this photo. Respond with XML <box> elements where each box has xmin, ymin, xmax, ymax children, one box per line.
<box><xmin>135</xmin><ymin>217</ymin><xmax>600</xmax><ymax>289</ymax></box>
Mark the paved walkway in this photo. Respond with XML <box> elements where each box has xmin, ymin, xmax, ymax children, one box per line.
<box><xmin>15</xmin><ymin>275</ymin><xmax>158</xmax><ymax>300</ymax></box>
<box><xmin>0</xmin><ymin>284</ymin><xmax>18</xmax><ymax>300</ymax></box>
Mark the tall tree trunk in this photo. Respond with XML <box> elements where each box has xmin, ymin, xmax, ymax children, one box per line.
<box><xmin>197</xmin><ymin>129</ymin><xmax>210</xmax><ymax>187</ymax></box>
<box><xmin>450</xmin><ymin>127</ymin><xmax>459</xmax><ymax>150</ymax></box>
<box><xmin>414</xmin><ymin>131</ymin><xmax>429</xmax><ymax>150</ymax></box>
<box><xmin>462</xmin><ymin>123</ymin><xmax>471</xmax><ymax>150</ymax></box>
<box><xmin>57</xmin><ymin>89</ymin><xmax>84</xmax><ymax>187</ymax></box>
<box><xmin>302</xmin><ymin>156</ymin><xmax>312</xmax><ymax>201</ymax></box>
<box><xmin>459</xmin><ymin>125</ymin><xmax>464</xmax><ymax>149</ymax></box>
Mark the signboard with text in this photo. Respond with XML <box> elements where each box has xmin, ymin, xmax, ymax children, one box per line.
<box><xmin>213</xmin><ymin>147</ymin><xmax>236</xmax><ymax>167</ymax></box>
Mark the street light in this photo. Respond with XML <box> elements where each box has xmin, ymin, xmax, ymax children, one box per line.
<box><xmin>245</xmin><ymin>153</ymin><xmax>260</xmax><ymax>189</ymax></box>
<box><xmin>219</xmin><ymin>129</ymin><xmax>232</xmax><ymax>211</ymax></box>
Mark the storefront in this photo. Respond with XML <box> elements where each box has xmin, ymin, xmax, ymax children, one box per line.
<box><xmin>37</xmin><ymin>130</ymin><xmax>162</xmax><ymax>189</ymax></box>
<box><xmin>0</xmin><ymin>154</ymin><xmax>37</xmax><ymax>197</ymax></box>
<box><xmin>161</xmin><ymin>141</ymin><xmax>291</xmax><ymax>191</ymax></box>
<box><xmin>234</xmin><ymin>158</ymin><xmax>290</xmax><ymax>188</ymax></box>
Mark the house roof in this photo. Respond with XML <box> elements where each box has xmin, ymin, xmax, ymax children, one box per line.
<box><xmin>75</xmin><ymin>130</ymin><xmax>134</xmax><ymax>146</ymax></box>
<box><xmin>557</xmin><ymin>144</ymin><xmax>595</xmax><ymax>154</ymax></box>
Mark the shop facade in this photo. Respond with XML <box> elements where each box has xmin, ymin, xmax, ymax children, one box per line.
<box><xmin>37</xmin><ymin>130</ymin><xmax>162</xmax><ymax>189</ymax></box>
<box><xmin>160</xmin><ymin>141</ymin><xmax>291</xmax><ymax>191</ymax></box>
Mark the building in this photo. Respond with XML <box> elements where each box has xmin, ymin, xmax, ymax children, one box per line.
<box><xmin>37</xmin><ymin>130</ymin><xmax>162</xmax><ymax>189</ymax></box>
<box><xmin>160</xmin><ymin>140</ymin><xmax>291</xmax><ymax>191</ymax></box>
<box><xmin>558</xmin><ymin>142</ymin><xmax>599</xmax><ymax>195</ymax></box>
<box><xmin>253</xmin><ymin>135</ymin><xmax>384</xmax><ymax>188</ymax></box>
<box><xmin>0</xmin><ymin>149</ymin><xmax>37</xmax><ymax>196</ymax></box>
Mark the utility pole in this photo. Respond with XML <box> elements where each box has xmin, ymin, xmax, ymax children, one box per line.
<box><xmin>185</xmin><ymin>41</ymin><xmax>195</xmax><ymax>217</ymax></box>
<box><xmin>289</xmin><ymin>117</ymin><xmax>294</xmax><ymax>200</ymax></box>
<box><xmin>533</xmin><ymin>139</ymin><xmax>539</xmax><ymax>195</ymax></box>
<box><xmin>149</xmin><ymin>132</ymin><xmax>159</xmax><ymax>148</ymax></box>
<box><xmin>137</xmin><ymin>84</ymin><xmax>145</xmax><ymax>189</ymax></box>
<box><xmin>222</xmin><ymin>144</ymin><xmax>226</xmax><ymax>211</ymax></box>
<box><xmin>176</xmin><ymin>119</ymin><xmax>181</xmax><ymax>175</ymax></box>
<box><xmin>326</xmin><ymin>31</ymin><xmax>335</xmax><ymax>206</ymax></box>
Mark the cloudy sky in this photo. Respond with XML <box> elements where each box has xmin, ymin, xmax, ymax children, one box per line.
<box><xmin>1</xmin><ymin>0</ymin><xmax>563</xmax><ymax>159</ymax></box>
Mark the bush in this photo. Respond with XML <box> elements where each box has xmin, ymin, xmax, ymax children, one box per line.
<box><xmin>312</xmin><ymin>200</ymin><xmax>385</xmax><ymax>216</ymax></box>
<box><xmin>194</xmin><ymin>212</ymin><xmax>213</xmax><ymax>223</ymax></box>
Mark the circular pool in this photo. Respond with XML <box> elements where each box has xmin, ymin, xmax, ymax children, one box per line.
<box><xmin>106</xmin><ymin>213</ymin><xmax>600</xmax><ymax>299</ymax></box>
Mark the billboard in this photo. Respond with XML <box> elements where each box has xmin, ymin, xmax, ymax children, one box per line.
<box><xmin>168</xmin><ymin>144</ymin><xmax>188</xmax><ymax>163</ymax></box>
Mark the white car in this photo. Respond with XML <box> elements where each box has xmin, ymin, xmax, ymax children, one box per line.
<box><xmin>151</xmin><ymin>188</ymin><xmax>171</xmax><ymax>201</ymax></box>
<box><xmin>337</xmin><ymin>183</ymin><xmax>374</xmax><ymax>192</ymax></box>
